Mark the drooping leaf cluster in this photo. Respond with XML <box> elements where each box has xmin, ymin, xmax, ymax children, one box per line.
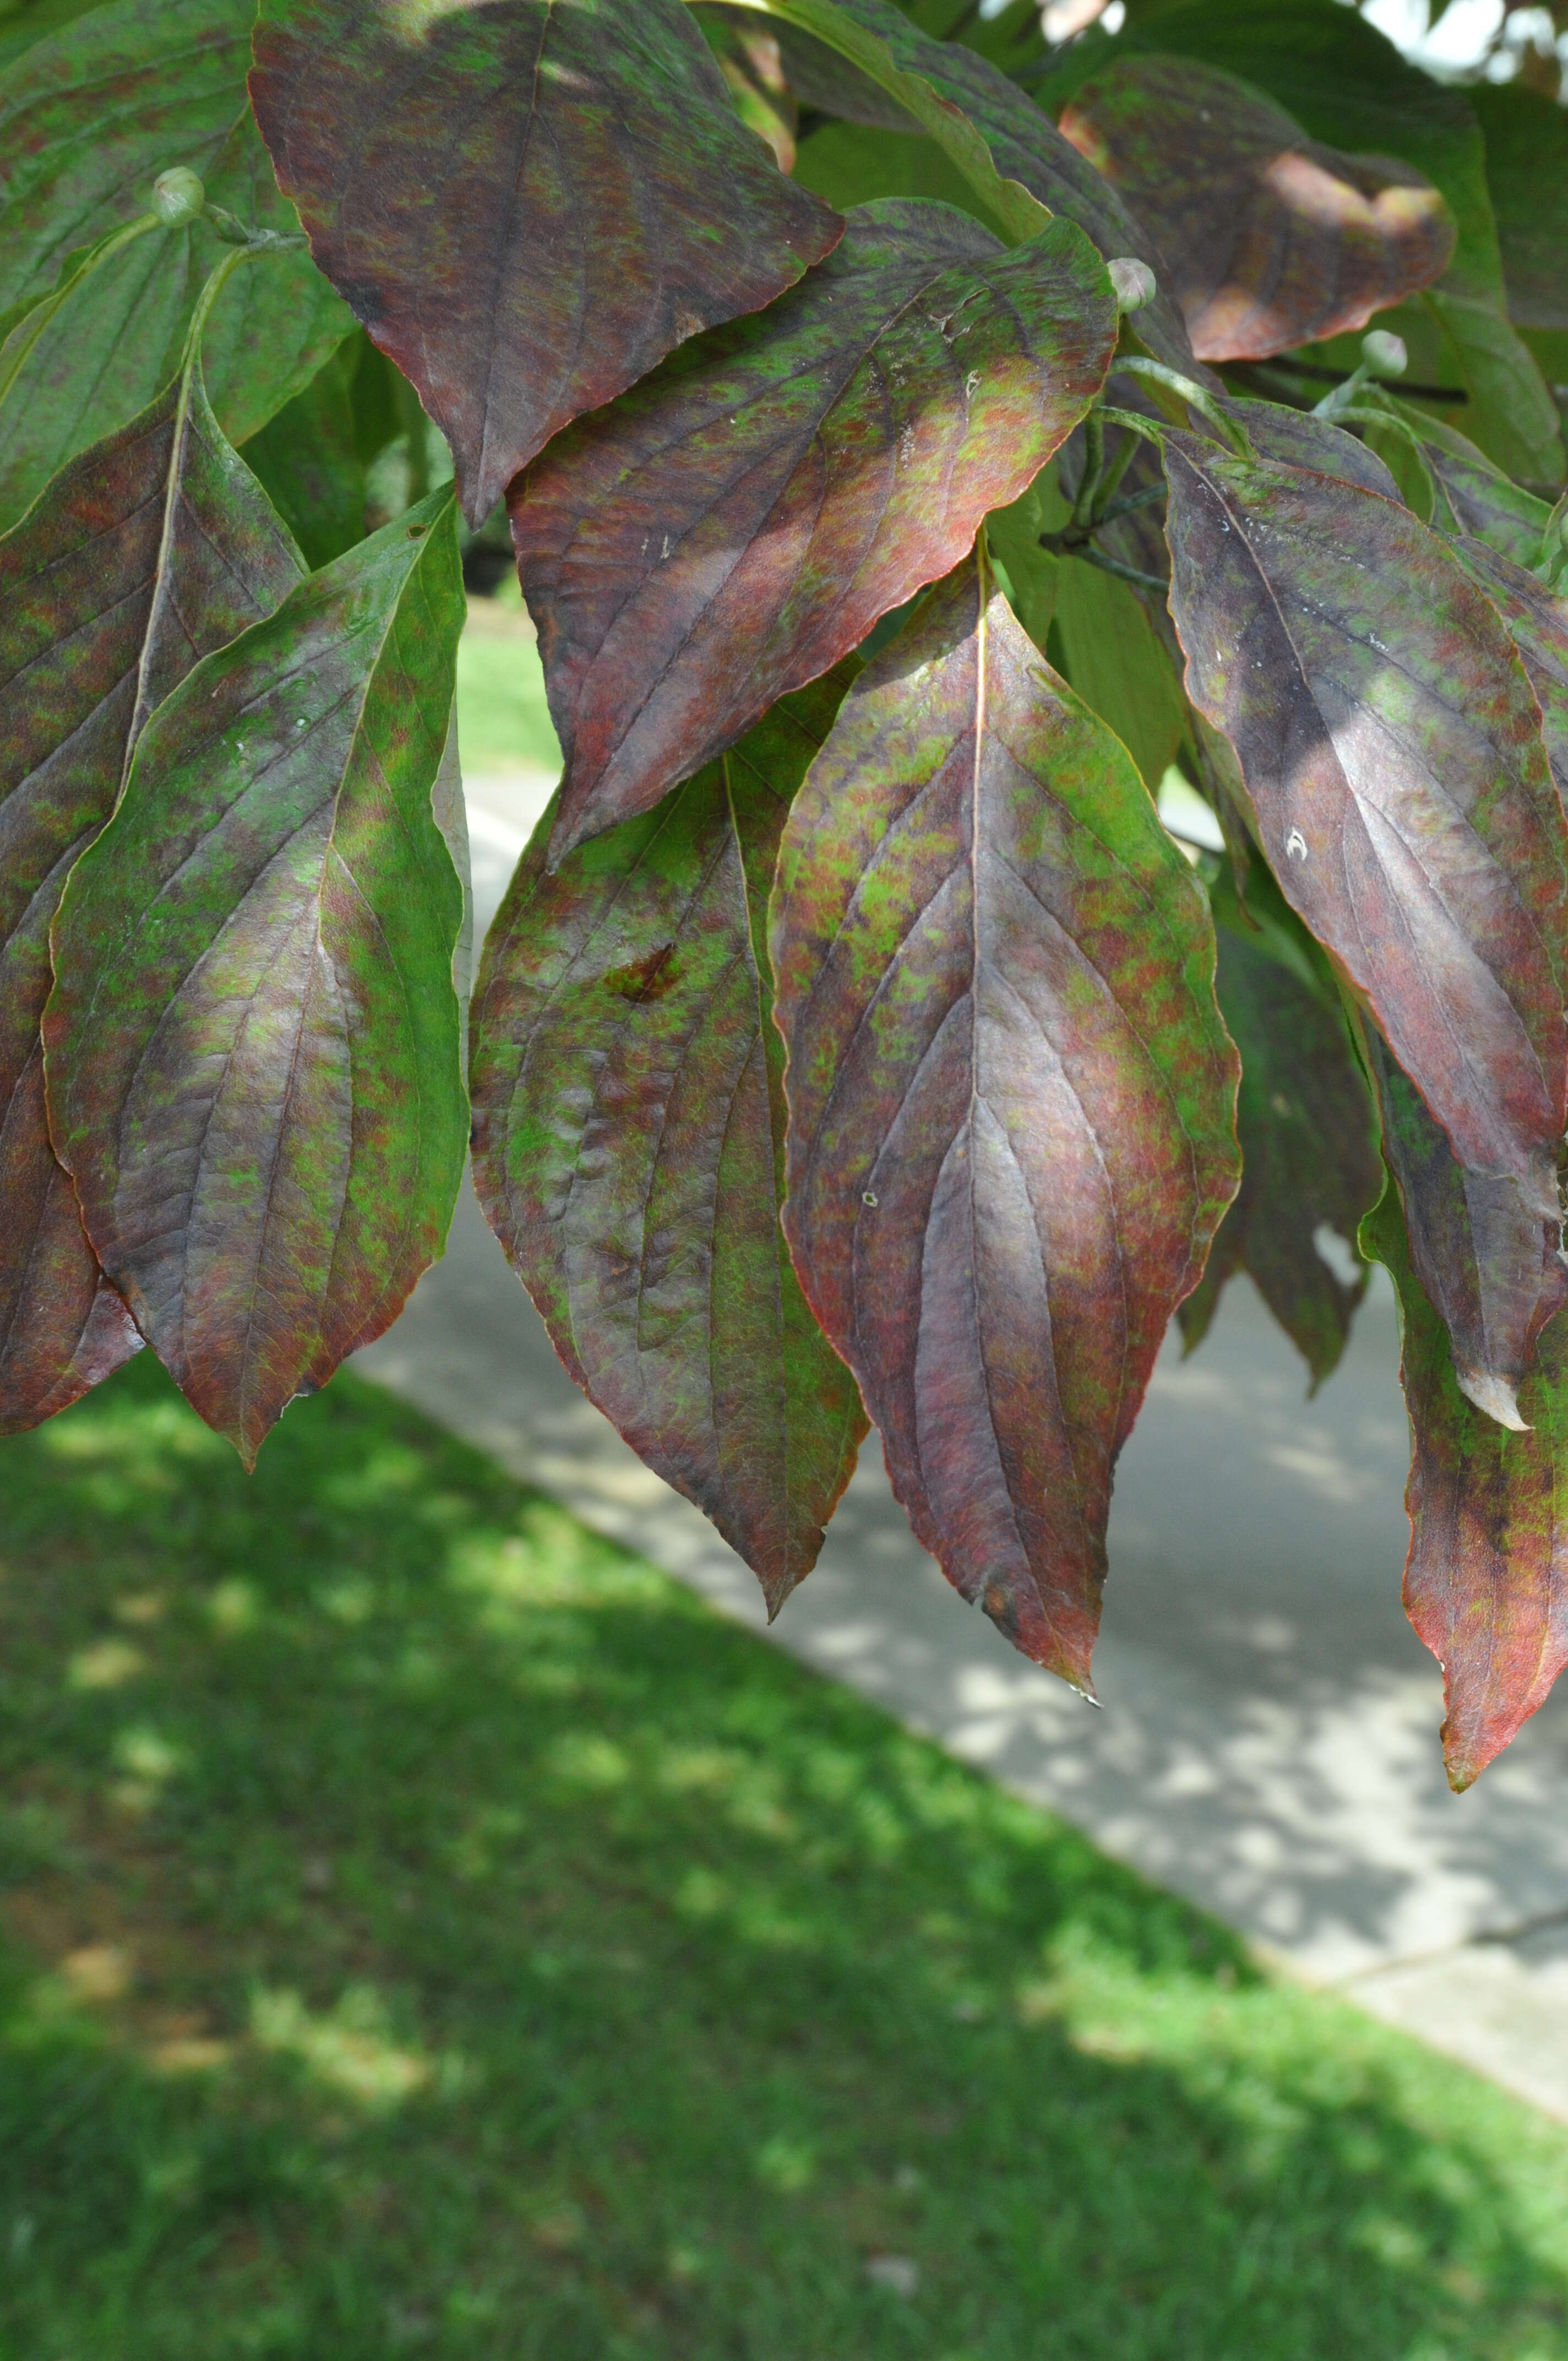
<box><xmin>3</xmin><ymin>0</ymin><xmax>1568</xmax><ymax>1788</ymax></box>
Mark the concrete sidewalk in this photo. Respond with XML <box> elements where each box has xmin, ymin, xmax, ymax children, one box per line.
<box><xmin>358</xmin><ymin>774</ymin><xmax>1568</xmax><ymax>2120</ymax></box>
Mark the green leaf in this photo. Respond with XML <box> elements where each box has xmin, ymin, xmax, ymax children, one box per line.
<box><xmin>250</xmin><ymin>0</ymin><xmax>842</xmax><ymax>527</ymax></box>
<box><xmin>1058</xmin><ymin>52</ymin><xmax>1453</xmax><ymax>363</ymax></box>
<box><xmin>0</xmin><ymin>0</ymin><xmax>101</xmax><ymax>68</ymax></box>
<box><xmin>240</xmin><ymin>341</ymin><xmax>366</xmax><ymax>570</ymax></box>
<box><xmin>696</xmin><ymin>6</ymin><xmax>799</xmax><ymax>170</ymax></box>
<box><xmin>43</xmin><ymin>492</ymin><xmax>468</xmax><ymax>1466</ymax></box>
<box><xmin>1422</xmin><ymin>287</ymin><xmax>1565</xmax><ymax>490</ymax></box>
<box><xmin>770</xmin><ymin>551</ymin><xmax>1239</xmax><ymax>1691</ymax></box>
<box><xmin>1049</xmin><ymin>554</ymin><xmax>1190</xmax><ymax>792</ymax></box>
<box><xmin>470</xmin><ymin>672</ymin><xmax>869</xmax><ymax>1612</ymax></box>
<box><xmin>514</xmin><ymin>198</ymin><xmax>1116</xmax><ymax>860</ymax></box>
<box><xmin>1362</xmin><ymin>1176</ymin><xmax>1568</xmax><ymax>1792</ymax></box>
<box><xmin>1180</xmin><ymin>878</ymin><xmax>1379</xmax><ymax>1391</ymax></box>
<box><xmin>1163</xmin><ymin>433</ymin><xmax>1568</xmax><ymax>1214</ymax></box>
<box><xmin>0</xmin><ymin>0</ymin><xmax>353</xmax><ymax>530</ymax></box>
<box><xmin>794</xmin><ymin>119</ymin><xmax>1003</xmax><ymax>232</ymax></box>
<box><xmin>0</xmin><ymin>340</ymin><xmax>303</xmax><ymax>1435</ymax></box>
<box><xmin>730</xmin><ymin>0</ymin><xmax>1200</xmax><ymax>373</ymax></box>
<box><xmin>984</xmin><ymin>474</ymin><xmax>1063</xmax><ymax>653</ymax></box>
<box><xmin>1471</xmin><ymin>83</ymin><xmax>1568</xmax><ymax>333</ymax></box>
<box><xmin>1120</xmin><ymin>0</ymin><xmax>1564</xmax><ymax>483</ymax></box>
<box><xmin>1380</xmin><ymin>404</ymin><xmax>1553</xmax><ymax>568</ymax></box>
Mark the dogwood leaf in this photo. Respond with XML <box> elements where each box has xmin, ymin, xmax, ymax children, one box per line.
<box><xmin>770</xmin><ymin>553</ymin><xmax>1238</xmax><ymax>1690</ymax></box>
<box><xmin>1163</xmin><ymin>433</ymin><xmax>1568</xmax><ymax>1215</ymax></box>
<box><xmin>249</xmin><ymin>0</ymin><xmax>843</xmax><ymax>526</ymax></box>
<box><xmin>1058</xmin><ymin>53</ymin><xmax>1453</xmax><ymax>362</ymax></box>
<box><xmin>44</xmin><ymin>493</ymin><xmax>467</xmax><ymax>1466</ymax></box>
<box><xmin>0</xmin><ymin>356</ymin><xmax>302</xmax><ymax>1433</ymax></box>
<box><xmin>514</xmin><ymin>199</ymin><xmax>1115</xmax><ymax>861</ymax></box>
<box><xmin>470</xmin><ymin>671</ymin><xmax>868</xmax><ymax>1612</ymax></box>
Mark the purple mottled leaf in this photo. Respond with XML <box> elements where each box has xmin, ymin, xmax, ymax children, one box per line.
<box><xmin>1364</xmin><ymin>1179</ymin><xmax>1568</xmax><ymax>1791</ymax></box>
<box><xmin>770</xmin><ymin>553</ymin><xmax>1238</xmax><ymax>1690</ymax></box>
<box><xmin>249</xmin><ymin>0</ymin><xmax>842</xmax><ymax>526</ymax></box>
<box><xmin>471</xmin><ymin>671</ymin><xmax>868</xmax><ymax>1612</ymax></box>
<box><xmin>1059</xmin><ymin>53</ymin><xmax>1453</xmax><ymax>362</ymax></box>
<box><xmin>1163</xmin><ymin>433</ymin><xmax>1568</xmax><ymax>1221</ymax></box>
<box><xmin>0</xmin><ymin>360</ymin><xmax>302</xmax><ymax>1432</ymax></box>
<box><xmin>1368</xmin><ymin>1029</ymin><xmax>1565</xmax><ymax>1432</ymax></box>
<box><xmin>513</xmin><ymin>199</ymin><xmax>1116</xmax><ymax>863</ymax></box>
<box><xmin>43</xmin><ymin>494</ymin><xmax>467</xmax><ymax>1466</ymax></box>
<box><xmin>1181</xmin><ymin>895</ymin><xmax>1380</xmax><ymax>1390</ymax></box>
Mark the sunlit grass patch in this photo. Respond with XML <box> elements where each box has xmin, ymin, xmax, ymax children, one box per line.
<box><xmin>3</xmin><ymin>1353</ymin><xmax>1568</xmax><ymax>2359</ymax></box>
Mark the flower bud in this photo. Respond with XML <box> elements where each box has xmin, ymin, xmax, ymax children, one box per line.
<box><xmin>151</xmin><ymin>167</ymin><xmax>206</xmax><ymax>227</ymax></box>
<box><xmin>1362</xmin><ymin>329</ymin><xmax>1408</xmax><ymax>379</ymax></box>
<box><xmin>1108</xmin><ymin>256</ymin><xmax>1156</xmax><ymax>314</ymax></box>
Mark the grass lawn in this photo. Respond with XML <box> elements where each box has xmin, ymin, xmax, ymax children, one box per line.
<box><xmin>454</xmin><ymin>579</ymin><xmax>560</xmax><ymax>780</ymax></box>
<box><xmin>3</xmin><ymin>1359</ymin><xmax>1568</xmax><ymax>2359</ymax></box>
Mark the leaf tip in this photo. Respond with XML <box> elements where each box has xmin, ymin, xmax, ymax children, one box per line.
<box><xmin>1454</xmin><ymin>1367</ymin><xmax>1530</xmax><ymax>1432</ymax></box>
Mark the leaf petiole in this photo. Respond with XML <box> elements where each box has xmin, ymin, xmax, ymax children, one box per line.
<box><xmin>1038</xmin><ymin>534</ymin><xmax>1167</xmax><ymax>594</ymax></box>
<box><xmin>1111</xmin><ymin>357</ymin><xmax>1254</xmax><ymax>457</ymax></box>
<box><xmin>1096</xmin><ymin>481</ymin><xmax>1166</xmax><ymax>527</ymax></box>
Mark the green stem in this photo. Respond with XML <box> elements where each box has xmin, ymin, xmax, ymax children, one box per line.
<box><xmin>1088</xmin><ymin>426</ymin><xmax>1139</xmax><ymax>524</ymax></box>
<box><xmin>1043</xmin><ymin>538</ymin><xmax>1168</xmax><ymax>595</ymax></box>
<box><xmin>180</xmin><ymin>240</ymin><xmax>262</xmax><ymax>366</ymax></box>
<box><xmin>1096</xmin><ymin>481</ymin><xmax>1166</xmax><ymax>527</ymax></box>
<box><xmin>1092</xmin><ymin>403</ymin><xmax>1169</xmax><ymax>451</ymax></box>
<box><xmin>1112</xmin><ymin>357</ymin><xmax>1254</xmax><ymax>458</ymax></box>
<box><xmin>1071</xmin><ymin>410</ymin><xmax>1105</xmax><ymax>529</ymax></box>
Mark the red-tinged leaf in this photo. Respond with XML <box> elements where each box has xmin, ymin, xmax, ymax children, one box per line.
<box><xmin>0</xmin><ymin>358</ymin><xmax>303</xmax><ymax>1433</ymax></box>
<box><xmin>770</xmin><ymin>554</ymin><xmax>1239</xmax><ymax>1689</ymax></box>
<box><xmin>0</xmin><ymin>1047</ymin><xmax>141</xmax><ymax>1433</ymax></box>
<box><xmin>43</xmin><ymin>492</ymin><xmax>468</xmax><ymax>1467</ymax></box>
<box><xmin>514</xmin><ymin>199</ymin><xmax>1116</xmax><ymax>863</ymax></box>
<box><xmin>470</xmin><ymin>673</ymin><xmax>868</xmax><ymax>1612</ymax></box>
<box><xmin>1163</xmin><ymin>433</ymin><xmax>1568</xmax><ymax>1214</ymax></box>
<box><xmin>1219</xmin><ymin>394</ymin><xmax>1403</xmax><ymax>498</ymax></box>
<box><xmin>1120</xmin><ymin>0</ymin><xmax>1564</xmax><ymax>485</ymax></box>
<box><xmin>1447</xmin><ymin>534</ymin><xmax>1568</xmax><ymax>815</ymax></box>
<box><xmin>1180</xmin><ymin>888</ymin><xmax>1380</xmax><ymax>1390</ymax></box>
<box><xmin>248</xmin><ymin>0</ymin><xmax>842</xmax><ymax>529</ymax></box>
<box><xmin>748</xmin><ymin>0</ymin><xmax>1201</xmax><ymax>375</ymax></box>
<box><xmin>1363</xmin><ymin>1177</ymin><xmax>1568</xmax><ymax>1790</ymax></box>
<box><xmin>1368</xmin><ymin>1029</ymin><xmax>1565</xmax><ymax>1432</ymax></box>
<box><xmin>1059</xmin><ymin>54</ymin><xmax>1453</xmax><ymax>362</ymax></box>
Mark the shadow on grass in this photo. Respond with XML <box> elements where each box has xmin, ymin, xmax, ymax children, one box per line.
<box><xmin>2</xmin><ymin>1355</ymin><xmax>1567</xmax><ymax>2360</ymax></box>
